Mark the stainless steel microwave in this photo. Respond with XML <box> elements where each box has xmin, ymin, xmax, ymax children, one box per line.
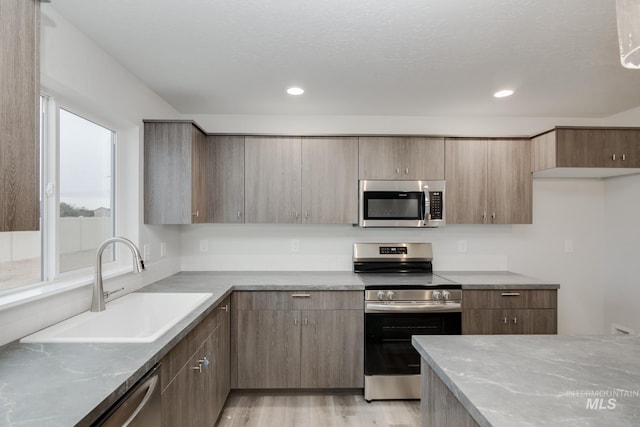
<box><xmin>358</xmin><ymin>180</ymin><xmax>446</xmax><ymax>228</ymax></box>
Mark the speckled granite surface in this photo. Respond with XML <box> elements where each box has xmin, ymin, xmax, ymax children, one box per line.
<box><xmin>0</xmin><ymin>270</ymin><xmax>557</xmax><ymax>426</ymax></box>
<box><xmin>413</xmin><ymin>335</ymin><xmax>640</xmax><ymax>427</ymax></box>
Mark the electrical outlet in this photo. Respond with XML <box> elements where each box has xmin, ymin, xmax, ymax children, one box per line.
<box><xmin>458</xmin><ymin>240</ymin><xmax>467</xmax><ymax>253</ymax></box>
<box><xmin>199</xmin><ymin>239</ymin><xmax>209</xmax><ymax>253</ymax></box>
<box><xmin>143</xmin><ymin>244</ymin><xmax>150</xmax><ymax>261</ymax></box>
<box><xmin>564</xmin><ymin>239</ymin><xmax>574</xmax><ymax>253</ymax></box>
<box><xmin>291</xmin><ymin>239</ymin><xmax>300</xmax><ymax>253</ymax></box>
<box><xmin>160</xmin><ymin>242</ymin><xmax>167</xmax><ymax>258</ymax></box>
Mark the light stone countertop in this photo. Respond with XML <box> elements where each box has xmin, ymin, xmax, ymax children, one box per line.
<box><xmin>0</xmin><ymin>270</ymin><xmax>557</xmax><ymax>426</ymax></box>
<box><xmin>436</xmin><ymin>271</ymin><xmax>560</xmax><ymax>289</ymax></box>
<box><xmin>413</xmin><ymin>334</ymin><xmax>640</xmax><ymax>427</ymax></box>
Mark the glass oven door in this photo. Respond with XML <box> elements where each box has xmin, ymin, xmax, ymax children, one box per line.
<box><xmin>364</xmin><ymin>312</ymin><xmax>461</xmax><ymax>376</ymax></box>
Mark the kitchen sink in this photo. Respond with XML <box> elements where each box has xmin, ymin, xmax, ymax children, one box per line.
<box><xmin>20</xmin><ymin>292</ymin><xmax>212</xmax><ymax>344</ymax></box>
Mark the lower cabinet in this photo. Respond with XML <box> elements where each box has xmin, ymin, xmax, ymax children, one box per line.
<box><xmin>233</xmin><ymin>291</ymin><xmax>364</xmax><ymax>389</ymax></box>
<box><xmin>462</xmin><ymin>289</ymin><xmax>557</xmax><ymax>335</ymax></box>
<box><xmin>161</xmin><ymin>297</ymin><xmax>230</xmax><ymax>427</ymax></box>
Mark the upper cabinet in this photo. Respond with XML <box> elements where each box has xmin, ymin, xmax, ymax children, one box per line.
<box><xmin>144</xmin><ymin>121</ymin><xmax>208</xmax><ymax>224</ymax></box>
<box><xmin>244</xmin><ymin>136</ymin><xmax>359</xmax><ymax>224</ymax></box>
<box><xmin>446</xmin><ymin>139</ymin><xmax>532</xmax><ymax>224</ymax></box>
<box><xmin>532</xmin><ymin>127</ymin><xmax>640</xmax><ymax>178</ymax></box>
<box><xmin>301</xmin><ymin>137</ymin><xmax>359</xmax><ymax>224</ymax></box>
<box><xmin>358</xmin><ymin>137</ymin><xmax>445</xmax><ymax>180</ymax></box>
<box><xmin>0</xmin><ymin>0</ymin><xmax>40</xmax><ymax>231</ymax></box>
<box><xmin>244</xmin><ymin>136</ymin><xmax>302</xmax><ymax>224</ymax></box>
<box><xmin>206</xmin><ymin>135</ymin><xmax>245</xmax><ymax>223</ymax></box>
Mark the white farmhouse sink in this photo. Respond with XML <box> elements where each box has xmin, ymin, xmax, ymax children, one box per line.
<box><xmin>21</xmin><ymin>292</ymin><xmax>212</xmax><ymax>344</ymax></box>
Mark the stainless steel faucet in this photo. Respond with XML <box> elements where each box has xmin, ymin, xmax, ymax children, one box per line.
<box><xmin>91</xmin><ymin>237</ymin><xmax>145</xmax><ymax>312</ymax></box>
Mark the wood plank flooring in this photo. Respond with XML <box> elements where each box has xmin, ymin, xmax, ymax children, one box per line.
<box><xmin>215</xmin><ymin>392</ymin><xmax>420</xmax><ymax>427</ymax></box>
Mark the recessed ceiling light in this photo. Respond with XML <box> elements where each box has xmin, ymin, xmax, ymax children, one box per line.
<box><xmin>287</xmin><ymin>87</ymin><xmax>304</xmax><ymax>95</ymax></box>
<box><xmin>494</xmin><ymin>89</ymin><xmax>514</xmax><ymax>98</ymax></box>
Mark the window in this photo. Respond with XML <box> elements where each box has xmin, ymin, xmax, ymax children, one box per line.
<box><xmin>58</xmin><ymin>109</ymin><xmax>115</xmax><ymax>272</ymax></box>
<box><xmin>0</xmin><ymin>96</ymin><xmax>117</xmax><ymax>293</ymax></box>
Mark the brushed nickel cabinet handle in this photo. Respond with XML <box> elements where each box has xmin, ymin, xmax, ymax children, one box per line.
<box><xmin>405</xmin><ymin>168</ymin><xmax>409</xmax><ymax>174</ymax></box>
<box><xmin>192</xmin><ymin>211</ymin><xmax>199</xmax><ymax>217</ymax></box>
<box><xmin>291</xmin><ymin>293</ymin><xmax>311</xmax><ymax>298</ymax></box>
<box><xmin>513</xmin><ymin>316</ymin><xmax>518</xmax><ymax>325</ymax></box>
<box><xmin>220</xmin><ymin>304</ymin><xmax>228</xmax><ymax>312</ymax></box>
<box><xmin>304</xmin><ymin>318</ymin><xmax>308</xmax><ymax>325</ymax></box>
<box><xmin>503</xmin><ymin>317</ymin><xmax>508</xmax><ymax>324</ymax></box>
<box><xmin>501</xmin><ymin>292</ymin><xmax>521</xmax><ymax>297</ymax></box>
<box><xmin>294</xmin><ymin>318</ymin><xmax>298</xmax><ymax>325</ymax></box>
<box><xmin>622</xmin><ymin>153</ymin><xmax>626</xmax><ymax>161</ymax></box>
<box><xmin>612</xmin><ymin>154</ymin><xmax>616</xmax><ymax>161</ymax></box>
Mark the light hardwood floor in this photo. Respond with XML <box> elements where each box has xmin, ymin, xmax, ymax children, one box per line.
<box><xmin>215</xmin><ymin>392</ymin><xmax>420</xmax><ymax>427</ymax></box>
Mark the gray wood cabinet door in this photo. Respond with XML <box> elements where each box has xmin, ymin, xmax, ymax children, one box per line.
<box><xmin>301</xmin><ymin>137</ymin><xmax>359</xmax><ymax>224</ymax></box>
<box><xmin>236</xmin><ymin>309</ymin><xmax>301</xmax><ymax>388</ymax></box>
<box><xmin>487</xmin><ymin>139</ymin><xmax>532</xmax><ymax>224</ymax></box>
<box><xmin>206</xmin><ymin>136</ymin><xmax>245</xmax><ymax>223</ymax></box>
<box><xmin>161</xmin><ymin>339</ymin><xmax>208</xmax><ymax>427</ymax></box>
<box><xmin>359</xmin><ymin>137</ymin><xmax>444</xmax><ymax>180</ymax></box>
<box><xmin>245</xmin><ymin>136</ymin><xmax>302</xmax><ymax>223</ymax></box>
<box><xmin>191</xmin><ymin>129</ymin><xmax>207</xmax><ymax>223</ymax></box>
<box><xmin>213</xmin><ymin>299</ymin><xmax>231</xmax><ymax>415</ymax></box>
<box><xmin>614</xmin><ymin>129</ymin><xmax>640</xmax><ymax>168</ymax></box>
<box><xmin>446</xmin><ymin>139</ymin><xmax>532</xmax><ymax>224</ymax></box>
<box><xmin>445</xmin><ymin>139</ymin><xmax>488</xmax><ymax>224</ymax></box>
<box><xmin>0</xmin><ymin>0</ymin><xmax>39</xmax><ymax>231</ymax></box>
<box><xmin>144</xmin><ymin>122</ymin><xmax>207</xmax><ymax>224</ymax></box>
<box><xmin>300</xmin><ymin>309</ymin><xmax>364</xmax><ymax>388</ymax></box>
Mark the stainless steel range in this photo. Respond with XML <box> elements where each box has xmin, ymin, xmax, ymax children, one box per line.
<box><xmin>354</xmin><ymin>242</ymin><xmax>462</xmax><ymax>401</ymax></box>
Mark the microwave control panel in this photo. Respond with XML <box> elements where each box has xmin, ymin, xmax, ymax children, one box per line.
<box><xmin>429</xmin><ymin>192</ymin><xmax>443</xmax><ymax>220</ymax></box>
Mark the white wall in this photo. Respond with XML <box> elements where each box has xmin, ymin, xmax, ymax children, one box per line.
<box><xmin>603</xmin><ymin>173</ymin><xmax>640</xmax><ymax>334</ymax></box>
<box><xmin>180</xmin><ymin>179</ymin><xmax>607</xmax><ymax>334</ymax></box>
<box><xmin>0</xmin><ymin>6</ymin><xmax>182</xmax><ymax>346</ymax></box>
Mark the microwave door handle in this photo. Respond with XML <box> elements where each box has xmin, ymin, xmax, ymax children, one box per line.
<box><xmin>423</xmin><ymin>185</ymin><xmax>430</xmax><ymax>221</ymax></box>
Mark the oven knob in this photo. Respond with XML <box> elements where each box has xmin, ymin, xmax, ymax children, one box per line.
<box><xmin>433</xmin><ymin>290</ymin><xmax>442</xmax><ymax>301</ymax></box>
<box><xmin>442</xmin><ymin>290</ymin><xmax>451</xmax><ymax>301</ymax></box>
<box><xmin>386</xmin><ymin>291</ymin><xmax>395</xmax><ymax>301</ymax></box>
<box><xmin>377</xmin><ymin>291</ymin><xmax>386</xmax><ymax>301</ymax></box>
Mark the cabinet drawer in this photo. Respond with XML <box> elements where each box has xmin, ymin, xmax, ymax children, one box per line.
<box><xmin>234</xmin><ymin>291</ymin><xmax>363</xmax><ymax>310</ymax></box>
<box><xmin>462</xmin><ymin>309</ymin><xmax>557</xmax><ymax>334</ymax></box>
<box><xmin>463</xmin><ymin>289</ymin><xmax>557</xmax><ymax>309</ymax></box>
<box><xmin>160</xmin><ymin>297</ymin><xmax>229</xmax><ymax>391</ymax></box>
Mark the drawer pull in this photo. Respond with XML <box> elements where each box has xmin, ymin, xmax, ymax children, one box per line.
<box><xmin>291</xmin><ymin>293</ymin><xmax>311</xmax><ymax>298</ymax></box>
<box><xmin>513</xmin><ymin>316</ymin><xmax>518</xmax><ymax>325</ymax></box>
<box><xmin>501</xmin><ymin>292</ymin><xmax>521</xmax><ymax>297</ymax></box>
<box><xmin>503</xmin><ymin>317</ymin><xmax>508</xmax><ymax>324</ymax></box>
<box><xmin>220</xmin><ymin>304</ymin><xmax>229</xmax><ymax>312</ymax></box>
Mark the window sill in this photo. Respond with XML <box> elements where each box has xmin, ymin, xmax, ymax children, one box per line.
<box><xmin>0</xmin><ymin>265</ymin><xmax>132</xmax><ymax>312</ymax></box>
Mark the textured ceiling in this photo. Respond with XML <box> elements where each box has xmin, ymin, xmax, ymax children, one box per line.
<box><xmin>50</xmin><ymin>0</ymin><xmax>640</xmax><ymax>117</ymax></box>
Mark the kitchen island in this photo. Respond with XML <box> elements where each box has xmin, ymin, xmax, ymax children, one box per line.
<box><xmin>412</xmin><ymin>334</ymin><xmax>640</xmax><ymax>427</ymax></box>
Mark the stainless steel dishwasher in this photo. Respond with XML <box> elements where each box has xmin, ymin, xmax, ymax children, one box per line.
<box><xmin>92</xmin><ymin>364</ymin><xmax>161</xmax><ymax>427</ymax></box>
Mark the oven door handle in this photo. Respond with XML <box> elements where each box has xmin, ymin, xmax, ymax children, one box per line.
<box><xmin>365</xmin><ymin>302</ymin><xmax>461</xmax><ymax>313</ymax></box>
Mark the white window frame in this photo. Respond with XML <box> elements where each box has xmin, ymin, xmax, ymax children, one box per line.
<box><xmin>0</xmin><ymin>92</ymin><xmax>133</xmax><ymax>308</ymax></box>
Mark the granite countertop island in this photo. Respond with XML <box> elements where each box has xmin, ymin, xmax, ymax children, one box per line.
<box><xmin>0</xmin><ymin>270</ymin><xmax>557</xmax><ymax>426</ymax></box>
<box><xmin>413</xmin><ymin>334</ymin><xmax>640</xmax><ymax>427</ymax></box>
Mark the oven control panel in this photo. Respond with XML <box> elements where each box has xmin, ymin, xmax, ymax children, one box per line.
<box><xmin>379</xmin><ymin>246</ymin><xmax>408</xmax><ymax>255</ymax></box>
<box><xmin>367</xmin><ymin>289</ymin><xmax>462</xmax><ymax>302</ymax></box>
